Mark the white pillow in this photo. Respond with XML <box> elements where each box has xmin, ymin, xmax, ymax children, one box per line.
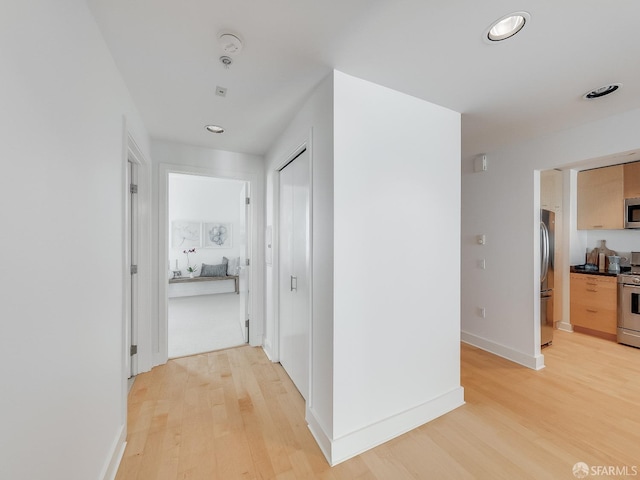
<box><xmin>224</xmin><ymin>256</ymin><xmax>240</xmax><ymax>276</ymax></box>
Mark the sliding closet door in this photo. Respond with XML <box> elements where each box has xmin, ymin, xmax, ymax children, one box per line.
<box><xmin>279</xmin><ymin>149</ymin><xmax>310</xmax><ymax>400</ymax></box>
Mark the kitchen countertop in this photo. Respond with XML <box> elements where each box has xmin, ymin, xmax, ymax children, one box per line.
<box><xmin>570</xmin><ymin>266</ymin><xmax>620</xmax><ymax>277</ymax></box>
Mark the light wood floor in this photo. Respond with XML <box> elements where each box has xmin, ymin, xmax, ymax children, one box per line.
<box><xmin>116</xmin><ymin>330</ymin><xmax>640</xmax><ymax>479</ymax></box>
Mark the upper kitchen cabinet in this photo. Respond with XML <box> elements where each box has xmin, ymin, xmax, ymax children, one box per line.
<box><xmin>577</xmin><ymin>164</ymin><xmax>624</xmax><ymax>230</ymax></box>
<box><xmin>541</xmin><ymin>169</ymin><xmax>562</xmax><ymax>212</ymax></box>
<box><xmin>623</xmin><ymin>161</ymin><xmax>640</xmax><ymax>199</ymax></box>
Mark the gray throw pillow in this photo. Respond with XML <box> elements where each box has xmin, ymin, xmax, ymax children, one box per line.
<box><xmin>200</xmin><ymin>263</ymin><xmax>227</xmax><ymax>277</ymax></box>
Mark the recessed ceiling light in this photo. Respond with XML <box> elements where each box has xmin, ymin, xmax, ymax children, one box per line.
<box><xmin>583</xmin><ymin>83</ymin><xmax>622</xmax><ymax>100</ymax></box>
<box><xmin>485</xmin><ymin>12</ymin><xmax>530</xmax><ymax>42</ymax></box>
<box><xmin>205</xmin><ymin>125</ymin><xmax>224</xmax><ymax>134</ymax></box>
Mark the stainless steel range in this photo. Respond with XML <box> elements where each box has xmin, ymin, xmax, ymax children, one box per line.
<box><xmin>617</xmin><ymin>252</ymin><xmax>640</xmax><ymax>347</ymax></box>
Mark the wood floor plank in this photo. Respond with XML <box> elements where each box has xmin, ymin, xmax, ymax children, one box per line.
<box><xmin>116</xmin><ymin>332</ymin><xmax>640</xmax><ymax>480</ymax></box>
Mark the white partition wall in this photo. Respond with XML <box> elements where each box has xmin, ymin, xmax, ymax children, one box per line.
<box><xmin>330</xmin><ymin>71</ymin><xmax>463</xmax><ymax>463</ymax></box>
<box><xmin>265</xmin><ymin>70</ymin><xmax>464</xmax><ymax>465</ymax></box>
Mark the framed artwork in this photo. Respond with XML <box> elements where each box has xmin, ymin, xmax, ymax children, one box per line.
<box><xmin>171</xmin><ymin>220</ymin><xmax>201</xmax><ymax>248</ymax></box>
<box><xmin>203</xmin><ymin>222</ymin><xmax>232</xmax><ymax>248</ymax></box>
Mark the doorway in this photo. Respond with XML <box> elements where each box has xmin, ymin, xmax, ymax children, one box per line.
<box><xmin>167</xmin><ymin>173</ymin><xmax>250</xmax><ymax>358</ymax></box>
<box><xmin>540</xmin><ymin>169</ymin><xmax>566</xmax><ymax>344</ymax></box>
<box><xmin>278</xmin><ymin>148</ymin><xmax>311</xmax><ymax>399</ymax></box>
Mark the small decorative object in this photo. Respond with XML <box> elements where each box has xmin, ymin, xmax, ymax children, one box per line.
<box><xmin>172</xmin><ymin>270</ymin><xmax>182</xmax><ymax>279</ymax></box>
<box><xmin>183</xmin><ymin>248</ymin><xmax>198</xmax><ymax>277</ymax></box>
<box><xmin>204</xmin><ymin>222</ymin><xmax>232</xmax><ymax>248</ymax></box>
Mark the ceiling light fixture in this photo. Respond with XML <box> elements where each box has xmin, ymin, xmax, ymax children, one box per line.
<box><xmin>485</xmin><ymin>12</ymin><xmax>530</xmax><ymax>42</ymax></box>
<box><xmin>205</xmin><ymin>125</ymin><xmax>224</xmax><ymax>134</ymax></box>
<box><xmin>583</xmin><ymin>83</ymin><xmax>622</xmax><ymax>100</ymax></box>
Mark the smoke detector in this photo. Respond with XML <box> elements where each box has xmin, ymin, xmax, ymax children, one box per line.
<box><xmin>218</xmin><ymin>33</ymin><xmax>243</xmax><ymax>55</ymax></box>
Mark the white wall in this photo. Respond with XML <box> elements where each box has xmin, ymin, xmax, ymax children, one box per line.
<box><xmin>585</xmin><ymin>230</ymin><xmax>640</xmax><ymax>258</ymax></box>
<box><xmin>0</xmin><ymin>1</ymin><xmax>150</xmax><ymax>479</ymax></box>
<box><xmin>264</xmin><ymin>71</ymin><xmax>464</xmax><ymax>465</ymax></box>
<box><xmin>150</xmin><ymin>140</ymin><xmax>265</xmax><ymax>362</ymax></box>
<box><xmin>168</xmin><ymin>174</ymin><xmax>244</xmax><ymax>273</ymax></box>
<box><xmin>461</xmin><ymin>108</ymin><xmax>640</xmax><ymax>369</ymax></box>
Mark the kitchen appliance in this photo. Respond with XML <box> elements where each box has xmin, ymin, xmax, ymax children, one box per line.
<box><xmin>540</xmin><ymin>209</ymin><xmax>555</xmax><ymax>347</ymax></box>
<box><xmin>617</xmin><ymin>271</ymin><xmax>640</xmax><ymax>348</ymax></box>
<box><xmin>624</xmin><ymin>197</ymin><xmax>640</xmax><ymax>228</ymax></box>
<box><xmin>608</xmin><ymin>255</ymin><xmax>621</xmax><ymax>273</ymax></box>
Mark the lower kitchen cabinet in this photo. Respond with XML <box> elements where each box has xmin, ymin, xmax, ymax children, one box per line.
<box><xmin>570</xmin><ymin>273</ymin><xmax>617</xmax><ymax>341</ymax></box>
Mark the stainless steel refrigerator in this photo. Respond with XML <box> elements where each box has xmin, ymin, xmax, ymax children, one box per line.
<box><xmin>540</xmin><ymin>209</ymin><xmax>555</xmax><ymax>346</ymax></box>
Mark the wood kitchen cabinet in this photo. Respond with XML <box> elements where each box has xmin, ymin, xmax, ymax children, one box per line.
<box><xmin>541</xmin><ymin>169</ymin><xmax>562</xmax><ymax>212</ymax></box>
<box><xmin>577</xmin><ymin>165</ymin><xmax>624</xmax><ymax>230</ymax></box>
<box><xmin>570</xmin><ymin>273</ymin><xmax>617</xmax><ymax>341</ymax></box>
<box><xmin>623</xmin><ymin>161</ymin><xmax>640</xmax><ymax>198</ymax></box>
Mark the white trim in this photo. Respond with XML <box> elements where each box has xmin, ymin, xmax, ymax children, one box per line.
<box><xmin>461</xmin><ymin>330</ymin><xmax>545</xmax><ymax>370</ymax></box>
<box><xmin>157</xmin><ymin>163</ymin><xmax>264</xmax><ymax>364</ymax></box>
<box><xmin>311</xmin><ymin>387</ymin><xmax>464</xmax><ymax>466</ymax></box>
<box><xmin>306</xmin><ymin>406</ymin><xmax>332</xmax><ymax>464</ymax></box>
<box><xmin>306</xmin><ymin>129</ymin><xmax>315</xmax><ymax>410</ymax></box>
<box><xmin>125</xmin><ymin>130</ymin><xmax>152</xmax><ymax>375</ymax></box>
<box><xmin>557</xmin><ymin>321</ymin><xmax>574</xmax><ymax>333</ymax></box>
<box><xmin>99</xmin><ymin>424</ymin><xmax>126</xmax><ymax>480</ymax></box>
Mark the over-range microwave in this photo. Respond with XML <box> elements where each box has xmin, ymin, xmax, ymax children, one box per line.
<box><xmin>625</xmin><ymin>197</ymin><xmax>640</xmax><ymax>228</ymax></box>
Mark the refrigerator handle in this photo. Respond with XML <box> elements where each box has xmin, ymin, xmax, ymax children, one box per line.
<box><xmin>540</xmin><ymin>221</ymin><xmax>549</xmax><ymax>284</ymax></box>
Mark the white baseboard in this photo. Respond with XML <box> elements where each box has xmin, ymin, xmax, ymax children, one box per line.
<box><xmin>308</xmin><ymin>387</ymin><xmax>465</xmax><ymax>466</ymax></box>
<box><xmin>99</xmin><ymin>424</ymin><xmax>126</xmax><ymax>480</ymax></box>
<box><xmin>461</xmin><ymin>331</ymin><xmax>545</xmax><ymax>370</ymax></box>
<box><xmin>262</xmin><ymin>339</ymin><xmax>275</xmax><ymax>361</ymax></box>
<box><xmin>557</xmin><ymin>321</ymin><xmax>574</xmax><ymax>333</ymax></box>
<box><xmin>306</xmin><ymin>407</ymin><xmax>332</xmax><ymax>463</ymax></box>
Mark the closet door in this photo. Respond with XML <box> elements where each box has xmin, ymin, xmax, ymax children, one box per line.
<box><xmin>279</xmin><ymin>150</ymin><xmax>310</xmax><ymax>400</ymax></box>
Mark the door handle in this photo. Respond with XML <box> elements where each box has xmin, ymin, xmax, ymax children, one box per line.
<box><xmin>290</xmin><ymin>275</ymin><xmax>297</xmax><ymax>292</ymax></box>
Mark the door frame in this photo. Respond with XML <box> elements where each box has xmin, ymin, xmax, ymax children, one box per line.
<box><xmin>157</xmin><ymin>163</ymin><xmax>263</xmax><ymax>365</ymax></box>
<box><xmin>125</xmin><ymin>158</ymin><xmax>138</xmax><ymax>378</ymax></box>
<box><xmin>122</xmin><ymin>129</ymin><xmax>152</xmax><ymax>380</ymax></box>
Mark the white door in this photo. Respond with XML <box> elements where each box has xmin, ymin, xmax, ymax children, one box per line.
<box><xmin>279</xmin><ymin>149</ymin><xmax>310</xmax><ymax>399</ymax></box>
<box><xmin>238</xmin><ymin>182</ymin><xmax>250</xmax><ymax>342</ymax></box>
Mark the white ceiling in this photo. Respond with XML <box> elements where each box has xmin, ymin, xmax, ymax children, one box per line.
<box><xmin>86</xmin><ymin>0</ymin><xmax>640</xmax><ymax>159</ymax></box>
